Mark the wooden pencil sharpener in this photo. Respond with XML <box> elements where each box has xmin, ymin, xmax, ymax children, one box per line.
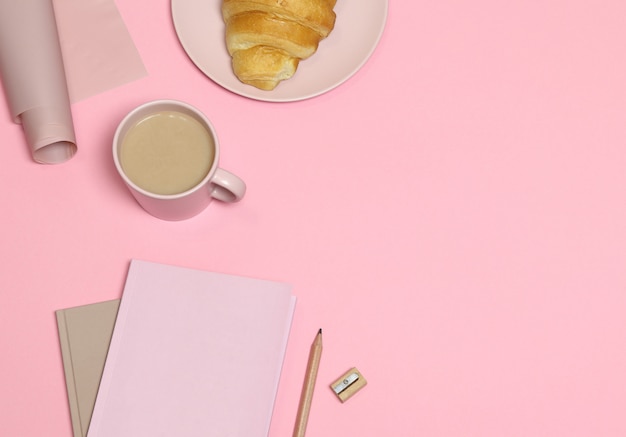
<box><xmin>330</xmin><ymin>367</ymin><xmax>367</xmax><ymax>402</ymax></box>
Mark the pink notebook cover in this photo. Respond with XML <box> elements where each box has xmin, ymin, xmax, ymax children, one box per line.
<box><xmin>86</xmin><ymin>259</ymin><xmax>296</xmax><ymax>437</ymax></box>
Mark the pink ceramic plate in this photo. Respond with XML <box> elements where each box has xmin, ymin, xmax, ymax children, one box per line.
<box><xmin>171</xmin><ymin>0</ymin><xmax>388</xmax><ymax>102</ymax></box>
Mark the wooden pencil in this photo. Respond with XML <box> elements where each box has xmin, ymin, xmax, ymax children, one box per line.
<box><xmin>292</xmin><ymin>328</ymin><xmax>323</xmax><ymax>437</ymax></box>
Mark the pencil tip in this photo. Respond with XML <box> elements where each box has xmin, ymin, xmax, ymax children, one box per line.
<box><xmin>318</xmin><ymin>328</ymin><xmax>322</xmax><ymax>334</ymax></box>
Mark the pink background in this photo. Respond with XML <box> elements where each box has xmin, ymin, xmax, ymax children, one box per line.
<box><xmin>2</xmin><ymin>0</ymin><xmax>626</xmax><ymax>436</ymax></box>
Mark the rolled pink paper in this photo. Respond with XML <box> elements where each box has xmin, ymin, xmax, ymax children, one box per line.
<box><xmin>0</xmin><ymin>0</ymin><xmax>76</xmax><ymax>164</ymax></box>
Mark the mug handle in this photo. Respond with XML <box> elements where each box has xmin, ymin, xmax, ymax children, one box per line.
<box><xmin>210</xmin><ymin>168</ymin><xmax>246</xmax><ymax>203</ymax></box>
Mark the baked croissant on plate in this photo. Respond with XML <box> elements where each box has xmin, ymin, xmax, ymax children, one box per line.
<box><xmin>222</xmin><ymin>0</ymin><xmax>337</xmax><ymax>90</ymax></box>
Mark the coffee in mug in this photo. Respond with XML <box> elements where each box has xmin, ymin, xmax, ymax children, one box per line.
<box><xmin>113</xmin><ymin>100</ymin><xmax>245</xmax><ymax>220</ymax></box>
<box><xmin>119</xmin><ymin>110</ymin><xmax>215</xmax><ymax>195</ymax></box>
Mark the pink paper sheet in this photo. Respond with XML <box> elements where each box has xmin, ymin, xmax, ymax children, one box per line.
<box><xmin>53</xmin><ymin>0</ymin><xmax>147</xmax><ymax>103</ymax></box>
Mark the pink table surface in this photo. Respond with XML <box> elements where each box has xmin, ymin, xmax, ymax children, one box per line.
<box><xmin>2</xmin><ymin>1</ymin><xmax>626</xmax><ymax>436</ymax></box>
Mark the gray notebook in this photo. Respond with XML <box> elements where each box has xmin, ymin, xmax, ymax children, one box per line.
<box><xmin>56</xmin><ymin>300</ymin><xmax>120</xmax><ymax>437</ymax></box>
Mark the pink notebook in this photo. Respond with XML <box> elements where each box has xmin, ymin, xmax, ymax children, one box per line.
<box><xmin>86</xmin><ymin>260</ymin><xmax>296</xmax><ymax>437</ymax></box>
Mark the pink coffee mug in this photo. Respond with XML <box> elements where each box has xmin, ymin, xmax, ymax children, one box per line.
<box><xmin>113</xmin><ymin>100</ymin><xmax>246</xmax><ymax>220</ymax></box>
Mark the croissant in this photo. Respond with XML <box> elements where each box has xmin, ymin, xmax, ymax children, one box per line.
<box><xmin>222</xmin><ymin>0</ymin><xmax>337</xmax><ymax>90</ymax></box>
